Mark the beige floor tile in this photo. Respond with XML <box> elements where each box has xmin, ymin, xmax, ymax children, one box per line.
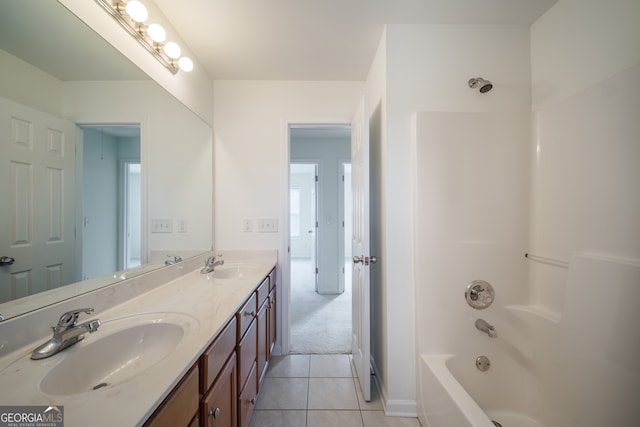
<box><xmin>354</xmin><ymin>376</ymin><xmax>384</xmax><ymax>410</ymax></box>
<box><xmin>308</xmin><ymin>377</ymin><xmax>359</xmax><ymax>410</ymax></box>
<box><xmin>307</xmin><ymin>410</ymin><xmax>364</xmax><ymax>427</ymax></box>
<box><xmin>310</xmin><ymin>354</ymin><xmax>354</xmax><ymax>377</ymax></box>
<box><xmin>361</xmin><ymin>411</ymin><xmax>422</xmax><ymax>427</ymax></box>
<box><xmin>248</xmin><ymin>410</ymin><xmax>307</xmax><ymax>427</ymax></box>
<box><xmin>255</xmin><ymin>378</ymin><xmax>309</xmax><ymax>410</ymax></box>
<box><xmin>267</xmin><ymin>354</ymin><xmax>311</xmax><ymax>378</ymax></box>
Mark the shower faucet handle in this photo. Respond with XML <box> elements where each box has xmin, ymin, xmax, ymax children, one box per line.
<box><xmin>465</xmin><ymin>280</ymin><xmax>495</xmax><ymax>310</ymax></box>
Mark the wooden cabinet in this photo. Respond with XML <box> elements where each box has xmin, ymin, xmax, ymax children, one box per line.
<box><xmin>201</xmin><ymin>353</ymin><xmax>237</xmax><ymax>427</ymax></box>
<box><xmin>256</xmin><ymin>298</ymin><xmax>268</xmax><ymax>386</ymax></box>
<box><xmin>202</xmin><ymin>318</ymin><xmax>237</xmax><ymax>393</ymax></box>
<box><xmin>144</xmin><ymin>364</ymin><xmax>200</xmax><ymax>427</ymax></box>
<box><xmin>144</xmin><ymin>266</ymin><xmax>277</xmax><ymax>427</ymax></box>
<box><xmin>268</xmin><ymin>286</ymin><xmax>277</xmax><ymax>356</ymax></box>
<box><xmin>238</xmin><ymin>362</ymin><xmax>257</xmax><ymax>427</ymax></box>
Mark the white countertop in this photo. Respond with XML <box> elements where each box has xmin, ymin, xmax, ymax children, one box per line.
<box><xmin>0</xmin><ymin>250</ymin><xmax>277</xmax><ymax>427</ymax></box>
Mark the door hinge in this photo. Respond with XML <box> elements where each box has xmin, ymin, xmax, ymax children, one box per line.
<box><xmin>315</xmin><ymin>175</ymin><xmax>318</xmax><ymax>182</ymax></box>
<box><xmin>315</xmin><ymin>267</ymin><xmax>318</xmax><ymax>274</ymax></box>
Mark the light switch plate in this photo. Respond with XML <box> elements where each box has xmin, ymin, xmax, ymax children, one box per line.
<box><xmin>151</xmin><ymin>219</ymin><xmax>173</xmax><ymax>233</ymax></box>
<box><xmin>258</xmin><ymin>218</ymin><xmax>278</xmax><ymax>233</ymax></box>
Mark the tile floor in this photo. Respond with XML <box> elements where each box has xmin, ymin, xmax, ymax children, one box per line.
<box><xmin>250</xmin><ymin>354</ymin><xmax>421</xmax><ymax>427</ymax></box>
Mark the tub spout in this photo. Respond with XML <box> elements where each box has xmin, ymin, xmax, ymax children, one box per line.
<box><xmin>475</xmin><ymin>318</ymin><xmax>497</xmax><ymax>338</ymax></box>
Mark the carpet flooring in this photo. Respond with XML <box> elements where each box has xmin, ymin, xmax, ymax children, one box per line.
<box><xmin>290</xmin><ymin>259</ymin><xmax>352</xmax><ymax>354</ymax></box>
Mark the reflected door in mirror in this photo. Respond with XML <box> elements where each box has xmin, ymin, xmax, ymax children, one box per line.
<box><xmin>0</xmin><ymin>97</ymin><xmax>76</xmax><ymax>303</ymax></box>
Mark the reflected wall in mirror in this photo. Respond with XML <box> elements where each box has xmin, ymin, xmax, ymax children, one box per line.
<box><xmin>0</xmin><ymin>1</ymin><xmax>213</xmax><ymax>320</ymax></box>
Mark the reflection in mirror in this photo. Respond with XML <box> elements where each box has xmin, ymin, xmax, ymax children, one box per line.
<box><xmin>80</xmin><ymin>125</ymin><xmax>141</xmax><ymax>277</ymax></box>
<box><xmin>0</xmin><ymin>1</ymin><xmax>212</xmax><ymax>320</ymax></box>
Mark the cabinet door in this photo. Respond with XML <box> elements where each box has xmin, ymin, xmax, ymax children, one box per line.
<box><xmin>144</xmin><ymin>364</ymin><xmax>199</xmax><ymax>427</ymax></box>
<box><xmin>238</xmin><ymin>362</ymin><xmax>257</xmax><ymax>427</ymax></box>
<box><xmin>237</xmin><ymin>318</ymin><xmax>257</xmax><ymax>392</ymax></box>
<box><xmin>268</xmin><ymin>286</ymin><xmax>277</xmax><ymax>355</ymax></box>
<box><xmin>202</xmin><ymin>353</ymin><xmax>237</xmax><ymax>427</ymax></box>
<box><xmin>257</xmin><ymin>300</ymin><xmax>268</xmax><ymax>388</ymax></box>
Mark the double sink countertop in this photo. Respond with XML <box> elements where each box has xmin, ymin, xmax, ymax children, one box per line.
<box><xmin>0</xmin><ymin>250</ymin><xmax>277</xmax><ymax>427</ymax></box>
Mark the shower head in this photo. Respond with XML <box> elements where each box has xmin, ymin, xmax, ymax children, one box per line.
<box><xmin>468</xmin><ymin>77</ymin><xmax>493</xmax><ymax>93</ymax></box>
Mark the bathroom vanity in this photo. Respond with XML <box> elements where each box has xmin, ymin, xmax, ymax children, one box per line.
<box><xmin>0</xmin><ymin>250</ymin><xmax>277</xmax><ymax>427</ymax></box>
<box><xmin>144</xmin><ymin>267</ymin><xmax>277</xmax><ymax>427</ymax></box>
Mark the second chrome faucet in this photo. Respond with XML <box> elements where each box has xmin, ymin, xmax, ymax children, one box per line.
<box><xmin>201</xmin><ymin>254</ymin><xmax>224</xmax><ymax>274</ymax></box>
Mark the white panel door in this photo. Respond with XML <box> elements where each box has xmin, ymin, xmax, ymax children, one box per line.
<box><xmin>351</xmin><ymin>96</ymin><xmax>372</xmax><ymax>401</ymax></box>
<box><xmin>0</xmin><ymin>98</ymin><xmax>76</xmax><ymax>303</ymax></box>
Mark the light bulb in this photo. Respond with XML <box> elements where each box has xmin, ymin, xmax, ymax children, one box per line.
<box><xmin>178</xmin><ymin>57</ymin><xmax>194</xmax><ymax>72</ymax></box>
<box><xmin>147</xmin><ymin>23</ymin><xmax>166</xmax><ymax>43</ymax></box>
<box><xmin>125</xmin><ymin>0</ymin><xmax>148</xmax><ymax>23</ymax></box>
<box><xmin>164</xmin><ymin>42</ymin><xmax>181</xmax><ymax>59</ymax></box>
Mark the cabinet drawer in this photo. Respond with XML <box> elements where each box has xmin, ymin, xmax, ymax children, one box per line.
<box><xmin>202</xmin><ymin>317</ymin><xmax>237</xmax><ymax>393</ymax></box>
<box><xmin>145</xmin><ymin>364</ymin><xmax>199</xmax><ymax>427</ymax></box>
<box><xmin>238</xmin><ymin>362</ymin><xmax>258</xmax><ymax>427</ymax></box>
<box><xmin>236</xmin><ymin>292</ymin><xmax>257</xmax><ymax>340</ymax></box>
<box><xmin>202</xmin><ymin>353</ymin><xmax>237</xmax><ymax>427</ymax></box>
<box><xmin>237</xmin><ymin>318</ymin><xmax>257</xmax><ymax>392</ymax></box>
<box><xmin>268</xmin><ymin>268</ymin><xmax>276</xmax><ymax>290</ymax></box>
<box><xmin>256</xmin><ymin>277</ymin><xmax>269</xmax><ymax>310</ymax></box>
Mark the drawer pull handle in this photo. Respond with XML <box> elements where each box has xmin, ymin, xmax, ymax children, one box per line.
<box><xmin>209</xmin><ymin>407</ymin><xmax>221</xmax><ymax>418</ymax></box>
<box><xmin>244</xmin><ymin>311</ymin><xmax>257</xmax><ymax>318</ymax></box>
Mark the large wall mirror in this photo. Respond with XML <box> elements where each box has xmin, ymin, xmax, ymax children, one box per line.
<box><xmin>0</xmin><ymin>1</ymin><xmax>213</xmax><ymax>320</ymax></box>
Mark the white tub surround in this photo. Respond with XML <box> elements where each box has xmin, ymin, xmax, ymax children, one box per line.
<box><xmin>0</xmin><ymin>250</ymin><xmax>277</xmax><ymax>427</ymax></box>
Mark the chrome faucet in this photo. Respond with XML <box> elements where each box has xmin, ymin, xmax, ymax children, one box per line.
<box><xmin>165</xmin><ymin>254</ymin><xmax>183</xmax><ymax>265</ymax></box>
<box><xmin>201</xmin><ymin>254</ymin><xmax>224</xmax><ymax>273</ymax></box>
<box><xmin>475</xmin><ymin>318</ymin><xmax>498</xmax><ymax>338</ymax></box>
<box><xmin>31</xmin><ymin>308</ymin><xmax>101</xmax><ymax>360</ymax></box>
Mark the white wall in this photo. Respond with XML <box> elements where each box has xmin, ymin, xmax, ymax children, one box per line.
<box><xmin>529</xmin><ymin>0</ymin><xmax>640</xmax><ymax>425</ymax></box>
<box><xmin>381</xmin><ymin>24</ymin><xmax>532</xmax><ymax>415</ymax></box>
<box><xmin>0</xmin><ymin>49</ymin><xmax>62</xmax><ymax>117</ymax></box>
<box><xmin>64</xmin><ymin>81</ymin><xmax>213</xmax><ymax>260</ymax></box>
<box><xmin>213</xmin><ymin>80</ymin><xmax>364</xmax><ymax>353</ymax></box>
<box><xmin>529</xmin><ymin>0</ymin><xmax>640</xmax><ymax>311</ymax></box>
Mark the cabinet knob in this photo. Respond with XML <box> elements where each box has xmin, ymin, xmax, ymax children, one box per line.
<box><xmin>209</xmin><ymin>407</ymin><xmax>221</xmax><ymax>418</ymax></box>
<box><xmin>250</xmin><ymin>398</ymin><xmax>256</xmax><ymax>405</ymax></box>
<box><xmin>244</xmin><ymin>310</ymin><xmax>257</xmax><ymax>318</ymax></box>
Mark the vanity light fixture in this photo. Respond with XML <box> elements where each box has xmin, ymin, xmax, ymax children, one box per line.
<box><xmin>94</xmin><ymin>0</ymin><xmax>194</xmax><ymax>74</ymax></box>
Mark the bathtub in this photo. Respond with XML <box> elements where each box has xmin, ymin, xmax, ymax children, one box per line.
<box><xmin>419</xmin><ymin>354</ymin><xmax>546</xmax><ymax>427</ymax></box>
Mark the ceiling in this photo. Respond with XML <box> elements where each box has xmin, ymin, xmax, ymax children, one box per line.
<box><xmin>154</xmin><ymin>0</ymin><xmax>558</xmax><ymax>81</ymax></box>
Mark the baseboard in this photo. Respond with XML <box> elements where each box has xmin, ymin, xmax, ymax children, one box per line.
<box><xmin>371</xmin><ymin>356</ymin><xmax>418</xmax><ymax>417</ymax></box>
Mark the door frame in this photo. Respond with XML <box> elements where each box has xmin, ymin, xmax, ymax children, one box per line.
<box><xmin>279</xmin><ymin>117</ymin><xmax>351</xmax><ymax>355</ymax></box>
<box><xmin>338</xmin><ymin>159</ymin><xmax>351</xmax><ymax>294</ymax></box>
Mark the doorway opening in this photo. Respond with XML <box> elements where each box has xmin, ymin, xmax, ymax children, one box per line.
<box><xmin>289</xmin><ymin>125</ymin><xmax>352</xmax><ymax>354</ymax></box>
<box><xmin>80</xmin><ymin>125</ymin><xmax>141</xmax><ymax>279</ymax></box>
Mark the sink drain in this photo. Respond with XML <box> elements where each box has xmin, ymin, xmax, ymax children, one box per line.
<box><xmin>492</xmin><ymin>421</ymin><xmax>502</xmax><ymax>427</ymax></box>
<box><xmin>92</xmin><ymin>382</ymin><xmax>108</xmax><ymax>390</ymax></box>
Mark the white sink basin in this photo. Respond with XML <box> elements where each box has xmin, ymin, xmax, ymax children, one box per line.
<box><xmin>36</xmin><ymin>312</ymin><xmax>198</xmax><ymax>396</ymax></box>
<box><xmin>211</xmin><ymin>263</ymin><xmax>262</xmax><ymax>280</ymax></box>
